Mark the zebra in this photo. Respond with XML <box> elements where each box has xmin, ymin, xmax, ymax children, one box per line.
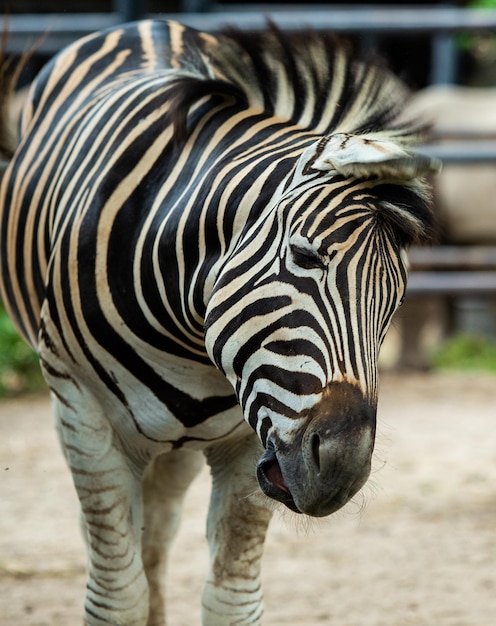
<box><xmin>0</xmin><ymin>19</ymin><xmax>438</xmax><ymax>626</ymax></box>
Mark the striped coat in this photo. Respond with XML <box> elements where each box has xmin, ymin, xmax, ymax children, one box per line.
<box><xmin>0</xmin><ymin>20</ymin><xmax>437</xmax><ymax>626</ymax></box>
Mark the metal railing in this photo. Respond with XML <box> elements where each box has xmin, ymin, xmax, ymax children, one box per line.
<box><xmin>407</xmin><ymin>247</ymin><xmax>496</xmax><ymax>296</ymax></box>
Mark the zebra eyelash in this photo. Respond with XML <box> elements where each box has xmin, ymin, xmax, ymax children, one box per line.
<box><xmin>289</xmin><ymin>244</ymin><xmax>326</xmax><ymax>271</ymax></box>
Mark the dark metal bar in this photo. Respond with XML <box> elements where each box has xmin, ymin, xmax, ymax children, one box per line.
<box><xmin>406</xmin><ymin>271</ymin><xmax>496</xmax><ymax>295</ymax></box>
<box><xmin>180</xmin><ymin>0</ymin><xmax>213</xmax><ymax>12</ymax></box>
<box><xmin>113</xmin><ymin>0</ymin><xmax>145</xmax><ymax>22</ymax></box>
<box><xmin>155</xmin><ymin>7</ymin><xmax>496</xmax><ymax>34</ymax></box>
<box><xmin>419</xmin><ymin>142</ymin><xmax>496</xmax><ymax>164</ymax></box>
<box><xmin>1</xmin><ymin>14</ymin><xmax>120</xmax><ymax>54</ymax></box>
<box><xmin>430</xmin><ymin>33</ymin><xmax>458</xmax><ymax>85</ymax></box>
<box><xmin>2</xmin><ymin>8</ymin><xmax>496</xmax><ymax>54</ymax></box>
<box><xmin>409</xmin><ymin>247</ymin><xmax>496</xmax><ymax>271</ymax></box>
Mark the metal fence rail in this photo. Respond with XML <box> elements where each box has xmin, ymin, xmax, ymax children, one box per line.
<box><xmin>2</xmin><ymin>6</ymin><xmax>496</xmax><ymax>80</ymax></box>
<box><xmin>407</xmin><ymin>247</ymin><xmax>496</xmax><ymax>296</ymax></box>
<box><xmin>420</xmin><ymin>142</ymin><xmax>496</xmax><ymax>164</ymax></box>
<box><xmin>407</xmin><ymin>272</ymin><xmax>496</xmax><ymax>295</ymax></box>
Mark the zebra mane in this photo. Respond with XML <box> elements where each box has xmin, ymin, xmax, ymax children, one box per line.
<box><xmin>167</xmin><ymin>23</ymin><xmax>420</xmax><ymax>145</ymax></box>
<box><xmin>164</xmin><ymin>22</ymin><xmax>436</xmax><ymax>244</ymax></box>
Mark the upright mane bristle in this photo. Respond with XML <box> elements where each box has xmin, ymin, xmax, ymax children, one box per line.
<box><xmin>166</xmin><ymin>23</ymin><xmax>423</xmax><ymax>147</ymax></box>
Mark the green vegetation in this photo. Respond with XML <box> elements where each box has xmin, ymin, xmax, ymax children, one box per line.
<box><xmin>457</xmin><ymin>0</ymin><xmax>496</xmax><ymax>59</ymax></box>
<box><xmin>0</xmin><ymin>301</ymin><xmax>45</xmax><ymax>397</ymax></box>
<box><xmin>431</xmin><ymin>333</ymin><xmax>496</xmax><ymax>373</ymax></box>
<box><xmin>466</xmin><ymin>0</ymin><xmax>496</xmax><ymax>9</ymax></box>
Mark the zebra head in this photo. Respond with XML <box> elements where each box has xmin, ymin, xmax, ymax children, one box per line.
<box><xmin>205</xmin><ymin>132</ymin><xmax>437</xmax><ymax>517</ymax></box>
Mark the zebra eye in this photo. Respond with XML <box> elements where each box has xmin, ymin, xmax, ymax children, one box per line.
<box><xmin>290</xmin><ymin>245</ymin><xmax>326</xmax><ymax>270</ymax></box>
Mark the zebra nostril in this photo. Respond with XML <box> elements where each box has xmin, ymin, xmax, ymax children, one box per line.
<box><xmin>310</xmin><ymin>432</ymin><xmax>321</xmax><ymax>473</ymax></box>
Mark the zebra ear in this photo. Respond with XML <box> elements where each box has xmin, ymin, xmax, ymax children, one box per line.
<box><xmin>312</xmin><ymin>133</ymin><xmax>441</xmax><ymax>180</ymax></box>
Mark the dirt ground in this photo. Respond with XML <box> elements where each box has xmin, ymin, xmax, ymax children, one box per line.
<box><xmin>0</xmin><ymin>371</ymin><xmax>495</xmax><ymax>626</ymax></box>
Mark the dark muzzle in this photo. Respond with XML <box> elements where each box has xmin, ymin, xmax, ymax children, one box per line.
<box><xmin>256</xmin><ymin>381</ymin><xmax>376</xmax><ymax>517</ymax></box>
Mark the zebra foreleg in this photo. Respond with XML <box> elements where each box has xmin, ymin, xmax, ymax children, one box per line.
<box><xmin>52</xmin><ymin>394</ymin><xmax>150</xmax><ymax>626</ymax></box>
<box><xmin>141</xmin><ymin>449</ymin><xmax>204</xmax><ymax>626</ymax></box>
<box><xmin>202</xmin><ymin>433</ymin><xmax>273</xmax><ymax>626</ymax></box>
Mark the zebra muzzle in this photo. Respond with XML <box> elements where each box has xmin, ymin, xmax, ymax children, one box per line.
<box><xmin>255</xmin><ymin>381</ymin><xmax>377</xmax><ymax>517</ymax></box>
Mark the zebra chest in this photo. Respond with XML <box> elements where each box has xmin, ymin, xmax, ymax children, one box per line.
<box><xmin>43</xmin><ymin>332</ymin><xmax>246</xmax><ymax>457</ymax></box>
<box><xmin>39</xmin><ymin>281</ymin><xmax>245</xmax><ymax>457</ymax></box>
<box><xmin>107</xmin><ymin>356</ymin><xmax>246</xmax><ymax>450</ymax></box>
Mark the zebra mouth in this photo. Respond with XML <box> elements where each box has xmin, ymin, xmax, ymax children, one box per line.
<box><xmin>256</xmin><ymin>446</ymin><xmax>300</xmax><ymax>513</ymax></box>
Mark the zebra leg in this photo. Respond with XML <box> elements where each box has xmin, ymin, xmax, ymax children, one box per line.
<box><xmin>202</xmin><ymin>433</ymin><xmax>273</xmax><ymax>626</ymax></box>
<box><xmin>52</xmin><ymin>394</ymin><xmax>150</xmax><ymax>626</ymax></box>
<box><xmin>141</xmin><ymin>449</ymin><xmax>204</xmax><ymax>626</ymax></box>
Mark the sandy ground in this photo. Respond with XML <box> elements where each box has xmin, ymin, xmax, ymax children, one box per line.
<box><xmin>0</xmin><ymin>372</ymin><xmax>495</xmax><ymax>626</ymax></box>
